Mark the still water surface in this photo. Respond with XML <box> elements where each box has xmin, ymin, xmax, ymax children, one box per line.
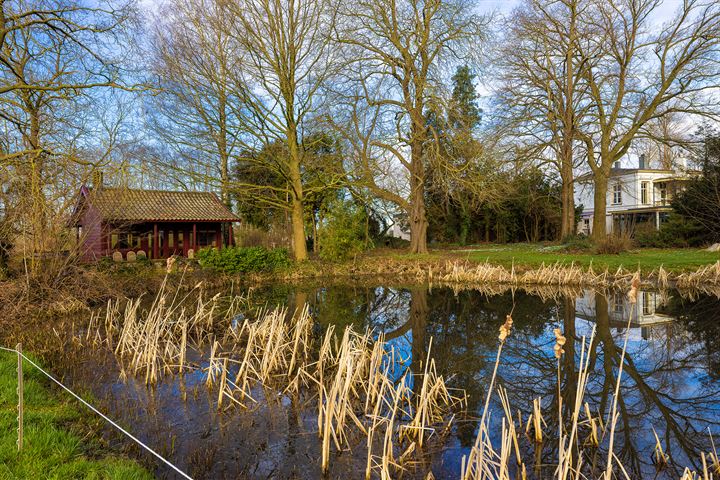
<box><xmin>57</xmin><ymin>283</ymin><xmax>720</xmax><ymax>479</ymax></box>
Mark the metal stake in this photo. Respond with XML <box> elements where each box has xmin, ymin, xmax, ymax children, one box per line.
<box><xmin>17</xmin><ymin>342</ymin><xmax>23</xmax><ymax>451</ymax></box>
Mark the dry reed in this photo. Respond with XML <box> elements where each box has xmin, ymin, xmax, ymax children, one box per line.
<box><xmin>77</xmin><ymin>275</ymin><xmax>719</xmax><ymax>479</ymax></box>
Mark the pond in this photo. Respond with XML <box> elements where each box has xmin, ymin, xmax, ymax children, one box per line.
<box><xmin>33</xmin><ymin>282</ymin><xmax>720</xmax><ymax>479</ymax></box>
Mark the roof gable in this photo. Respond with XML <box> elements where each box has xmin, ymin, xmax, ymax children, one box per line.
<box><xmin>78</xmin><ymin>187</ymin><xmax>239</xmax><ymax>223</ymax></box>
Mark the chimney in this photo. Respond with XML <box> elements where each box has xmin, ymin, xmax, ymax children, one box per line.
<box><xmin>639</xmin><ymin>154</ymin><xmax>646</xmax><ymax>169</ymax></box>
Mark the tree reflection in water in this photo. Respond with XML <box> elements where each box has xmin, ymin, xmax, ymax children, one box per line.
<box><xmin>284</xmin><ymin>283</ymin><xmax>720</xmax><ymax>478</ymax></box>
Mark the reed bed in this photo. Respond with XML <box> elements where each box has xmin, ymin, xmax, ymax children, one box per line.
<box><xmin>79</xmin><ymin>277</ymin><xmax>466</xmax><ymax>477</ymax></box>
<box><xmin>74</xmin><ymin>274</ymin><xmax>720</xmax><ymax>478</ymax></box>
<box><xmin>433</xmin><ymin>260</ymin><xmax>720</xmax><ymax>292</ymax></box>
<box><xmin>81</xmin><ymin>275</ymin><xmax>246</xmax><ymax>384</ymax></box>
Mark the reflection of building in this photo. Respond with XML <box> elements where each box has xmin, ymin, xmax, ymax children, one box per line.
<box><xmin>574</xmin><ymin>155</ymin><xmax>698</xmax><ymax>236</ymax></box>
<box><xmin>576</xmin><ymin>290</ymin><xmax>673</xmax><ymax>329</ymax></box>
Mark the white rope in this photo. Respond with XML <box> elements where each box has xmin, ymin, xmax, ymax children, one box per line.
<box><xmin>0</xmin><ymin>346</ymin><xmax>193</xmax><ymax>480</ymax></box>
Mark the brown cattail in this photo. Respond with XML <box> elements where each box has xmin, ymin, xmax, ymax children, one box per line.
<box><xmin>628</xmin><ymin>272</ymin><xmax>641</xmax><ymax>304</ymax></box>
<box><xmin>499</xmin><ymin>315</ymin><xmax>513</xmax><ymax>341</ymax></box>
<box><xmin>553</xmin><ymin>328</ymin><xmax>566</xmax><ymax>358</ymax></box>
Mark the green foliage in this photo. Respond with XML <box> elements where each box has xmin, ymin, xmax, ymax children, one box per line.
<box><xmin>95</xmin><ymin>255</ymin><xmax>153</xmax><ymax>274</ymax></box>
<box><xmin>318</xmin><ymin>199</ymin><xmax>369</xmax><ymax>261</ymax></box>
<box><xmin>662</xmin><ymin>125</ymin><xmax>720</xmax><ymax>245</ymax></box>
<box><xmin>427</xmin><ymin>166</ymin><xmax>562</xmax><ymax>245</ymax></box>
<box><xmin>635</xmin><ymin>214</ymin><xmax>708</xmax><ymax>248</ymax></box>
<box><xmin>561</xmin><ymin>234</ymin><xmax>593</xmax><ymax>252</ymax></box>
<box><xmin>195</xmin><ymin>246</ymin><xmax>291</xmax><ymax>273</ymax></box>
<box><xmin>0</xmin><ymin>352</ymin><xmax>152</xmax><ymax>479</ymax></box>
<box><xmin>449</xmin><ymin>65</ymin><xmax>482</xmax><ymax>129</ymax></box>
<box><xmin>233</xmin><ymin>132</ymin><xmax>345</xmax><ymax>230</ymax></box>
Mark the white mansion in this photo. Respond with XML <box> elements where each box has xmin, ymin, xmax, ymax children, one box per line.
<box><xmin>574</xmin><ymin>155</ymin><xmax>698</xmax><ymax>235</ymax></box>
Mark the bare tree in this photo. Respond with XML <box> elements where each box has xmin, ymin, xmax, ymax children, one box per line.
<box><xmin>223</xmin><ymin>0</ymin><xmax>341</xmax><ymax>261</ymax></box>
<box><xmin>0</xmin><ymin>0</ymin><xmax>138</xmax><ymax>273</ymax></box>
<box><xmin>331</xmin><ymin>0</ymin><xmax>486</xmax><ymax>254</ymax></box>
<box><xmin>631</xmin><ymin>112</ymin><xmax>689</xmax><ymax>170</ymax></box>
<box><xmin>147</xmin><ymin>0</ymin><xmax>243</xmax><ymax>205</ymax></box>
<box><xmin>576</xmin><ymin>0</ymin><xmax>720</xmax><ymax>239</ymax></box>
<box><xmin>497</xmin><ymin>0</ymin><xmax>595</xmax><ymax>239</ymax></box>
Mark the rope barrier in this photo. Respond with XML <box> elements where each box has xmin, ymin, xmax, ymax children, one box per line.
<box><xmin>0</xmin><ymin>345</ymin><xmax>193</xmax><ymax>480</ymax></box>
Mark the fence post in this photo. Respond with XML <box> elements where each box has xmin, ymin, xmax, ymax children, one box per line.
<box><xmin>17</xmin><ymin>342</ymin><xmax>23</xmax><ymax>452</ymax></box>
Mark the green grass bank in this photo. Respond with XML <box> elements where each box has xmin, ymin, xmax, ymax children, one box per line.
<box><xmin>393</xmin><ymin>244</ymin><xmax>720</xmax><ymax>274</ymax></box>
<box><xmin>0</xmin><ymin>351</ymin><xmax>152</xmax><ymax>480</ymax></box>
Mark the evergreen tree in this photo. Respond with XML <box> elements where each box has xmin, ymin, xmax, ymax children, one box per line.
<box><xmin>449</xmin><ymin>66</ymin><xmax>482</xmax><ymax>130</ymax></box>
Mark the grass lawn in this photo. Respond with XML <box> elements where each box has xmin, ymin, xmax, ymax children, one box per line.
<box><xmin>0</xmin><ymin>351</ymin><xmax>152</xmax><ymax>480</ymax></box>
<box><xmin>394</xmin><ymin>243</ymin><xmax>720</xmax><ymax>274</ymax></box>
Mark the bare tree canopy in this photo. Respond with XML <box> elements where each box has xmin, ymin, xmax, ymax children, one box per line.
<box><xmin>497</xmin><ymin>0</ymin><xmax>596</xmax><ymax>239</ymax></box>
<box><xmin>0</xmin><ymin>0</ymin><xmax>139</xmax><ymax>274</ymax></box>
<box><xmin>575</xmin><ymin>0</ymin><xmax>720</xmax><ymax>238</ymax></box>
<box><xmin>329</xmin><ymin>0</ymin><xmax>488</xmax><ymax>253</ymax></box>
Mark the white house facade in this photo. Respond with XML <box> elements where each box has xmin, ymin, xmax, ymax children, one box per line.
<box><xmin>574</xmin><ymin>156</ymin><xmax>697</xmax><ymax>235</ymax></box>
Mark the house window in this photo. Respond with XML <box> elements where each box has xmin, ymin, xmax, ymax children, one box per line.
<box><xmin>612</xmin><ymin>184</ymin><xmax>622</xmax><ymax>205</ymax></box>
<box><xmin>613</xmin><ymin>294</ymin><xmax>624</xmax><ymax>313</ymax></box>
<box><xmin>658</xmin><ymin>183</ymin><xmax>667</xmax><ymax>205</ymax></box>
<box><xmin>111</xmin><ymin>229</ymin><xmax>142</xmax><ymax>249</ymax></box>
<box><xmin>641</xmin><ymin>182</ymin><xmax>650</xmax><ymax>205</ymax></box>
<box><xmin>642</xmin><ymin>292</ymin><xmax>653</xmax><ymax>316</ymax></box>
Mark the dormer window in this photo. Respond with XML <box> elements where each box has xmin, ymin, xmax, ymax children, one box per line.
<box><xmin>612</xmin><ymin>184</ymin><xmax>622</xmax><ymax>205</ymax></box>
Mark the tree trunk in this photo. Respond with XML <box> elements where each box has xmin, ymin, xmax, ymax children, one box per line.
<box><xmin>560</xmin><ymin>159</ymin><xmax>575</xmax><ymax>239</ymax></box>
<box><xmin>559</xmin><ymin>3</ymin><xmax>577</xmax><ymax>241</ymax></box>
<box><xmin>408</xmin><ymin>139</ymin><xmax>428</xmax><ymax>254</ymax></box>
<box><xmin>218</xmin><ymin>92</ymin><xmax>230</xmax><ymax>207</ymax></box>
<box><xmin>290</xmin><ymin>193</ymin><xmax>307</xmax><ymax>260</ymax></box>
<box><xmin>591</xmin><ymin>172</ymin><xmax>608</xmax><ymax>240</ymax></box>
<box><xmin>288</xmin><ymin>135</ymin><xmax>308</xmax><ymax>261</ymax></box>
<box><xmin>409</xmin><ymin>185</ymin><xmax>428</xmax><ymax>254</ymax></box>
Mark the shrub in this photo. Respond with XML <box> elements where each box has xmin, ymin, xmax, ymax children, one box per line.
<box><xmin>561</xmin><ymin>234</ymin><xmax>593</xmax><ymax>252</ymax></box>
<box><xmin>318</xmin><ymin>199</ymin><xmax>370</xmax><ymax>262</ymax></box>
<box><xmin>635</xmin><ymin>214</ymin><xmax>708</xmax><ymax>248</ymax></box>
<box><xmin>594</xmin><ymin>233</ymin><xmax>633</xmax><ymax>254</ymax></box>
<box><xmin>195</xmin><ymin>246</ymin><xmax>291</xmax><ymax>274</ymax></box>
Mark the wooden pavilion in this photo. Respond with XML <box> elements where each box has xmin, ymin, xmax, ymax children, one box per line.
<box><xmin>71</xmin><ymin>185</ymin><xmax>239</xmax><ymax>261</ymax></box>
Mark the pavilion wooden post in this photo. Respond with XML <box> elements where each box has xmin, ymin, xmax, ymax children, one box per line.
<box><xmin>216</xmin><ymin>224</ymin><xmax>222</xmax><ymax>249</ymax></box>
<box><xmin>153</xmin><ymin>223</ymin><xmax>159</xmax><ymax>259</ymax></box>
<box><xmin>192</xmin><ymin>223</ymin><xmax>197</xmax><ymax>251</ymax></box>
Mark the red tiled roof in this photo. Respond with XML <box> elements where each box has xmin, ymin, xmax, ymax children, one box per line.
<box><xmin>82</xmin><ymin>187</ymin><xmax>239</xmax><ymax>222</ymax></box>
